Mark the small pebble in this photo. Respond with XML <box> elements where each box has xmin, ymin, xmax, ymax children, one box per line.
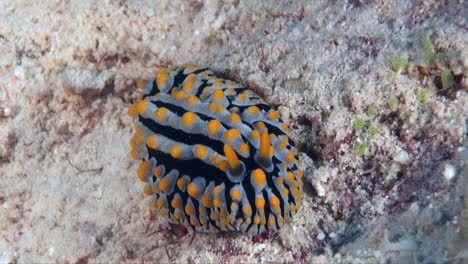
<box><xmin>14</xmin><ymin>66</ymin><xmax>25</xmax><ymax>79</ymax></box>
<box><xmin>2</xmin><ymin>107</ymin><xmax>11</xmax><ymax>117</ymax></box>
<box><xmin>317</xmin><ymin>232</ymin><xmax>326</xmax><ymax>240</ymax></box>
<box><xmin>316</xmin><ymin>184</ymin><xmax>326</xmax><ymax>197</ymax></box>
<box><xmin>393</xmin><ymin>150</ymin><xmax>410</xmax><ymax>164</ymax></box>
<box><xmin>442</xmin><ymin>163</ymin><xmax>456</xmax><ymax>181</ymax></box>
<box><xmin>48</xmin><ymin>247</ymin><xmax>55</xmax><ymax>257</ymax></box>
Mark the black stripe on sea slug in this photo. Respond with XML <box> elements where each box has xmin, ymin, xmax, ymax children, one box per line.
<box><xmin>139</xmin><ymin>114</ymin><xmax>226</xmax><ymax>156</ymax></box>
<box><xmin>150</xmin><ymin>96</ymin><xmax>260</xmax><ymax>134</ymax></box>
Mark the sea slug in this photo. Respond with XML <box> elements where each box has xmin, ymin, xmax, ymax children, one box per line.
<box><xmin>128</xmin><ymin>65</ymin><xmax>303</xmax><ymax>234</ymax></box>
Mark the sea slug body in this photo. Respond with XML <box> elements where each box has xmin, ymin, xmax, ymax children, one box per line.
<box><xmin>129</xmin><ymin>64</ymin><xmax>303</xmax><ymax>234</ymax></box>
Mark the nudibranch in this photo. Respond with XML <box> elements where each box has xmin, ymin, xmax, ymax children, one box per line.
<box><xmin>129</xmin><ymin>65</ymin><xmax>303</xmax><ymax>234</ymax></box>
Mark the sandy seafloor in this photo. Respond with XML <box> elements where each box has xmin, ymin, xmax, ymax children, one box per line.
<box><xmin>0</xmin><ymin>0</ymin><xmax>467</xmax><ymax>263</ymax></box>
